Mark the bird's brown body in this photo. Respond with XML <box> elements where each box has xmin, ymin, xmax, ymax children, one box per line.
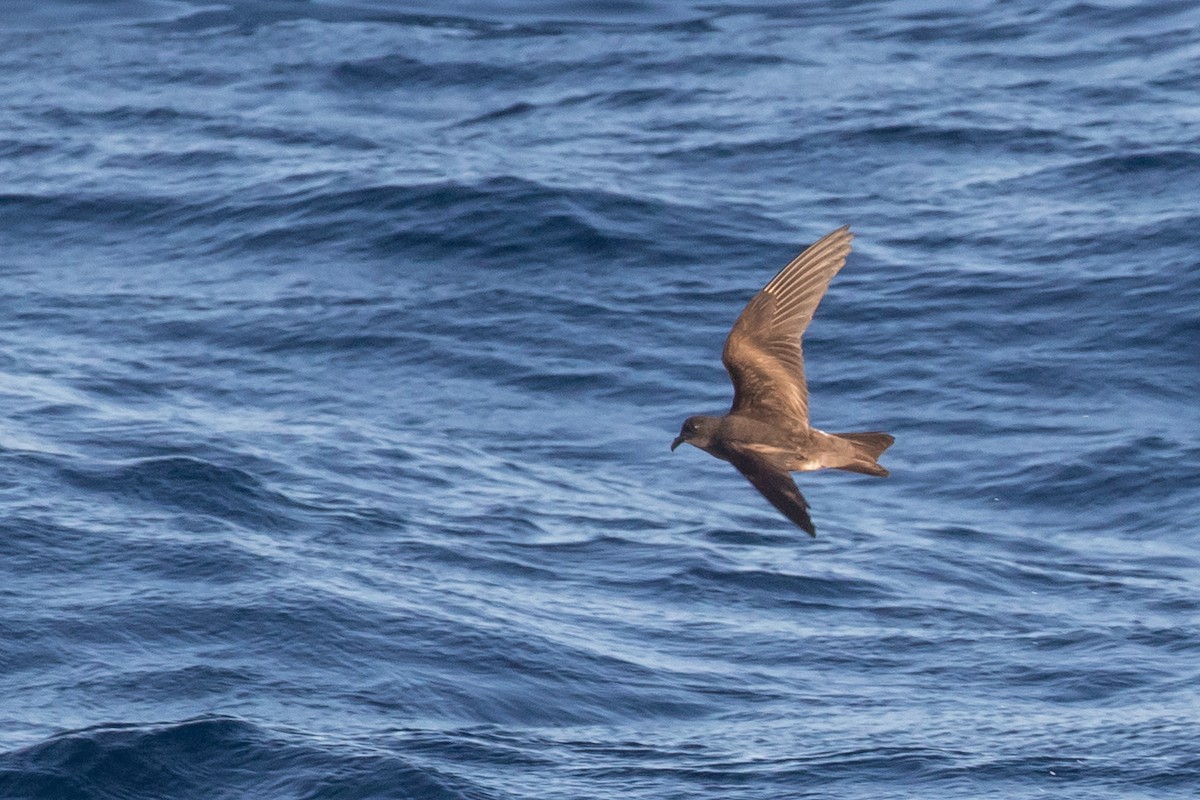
<box><xmin>701</xmin><ymin>417</ymin><xmax>881</xmax><ymax>474</ymax></box>
<box><xmin>671</xmin><ymin>226</ymin><xmax>893</xmax><ymax>535</ymax></box>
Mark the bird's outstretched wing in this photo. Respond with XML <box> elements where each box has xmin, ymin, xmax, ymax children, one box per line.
<box><xmin>721</xmin><ymin>226</ymin><xmax>853</xmax><ymax>427</ymax></box>
<box><xmin>728</xmin><ymin>451</ymin><xmax>816</xmax><ymax>536</ymax></box>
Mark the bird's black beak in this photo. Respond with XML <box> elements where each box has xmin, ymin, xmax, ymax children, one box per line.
<box><xmin>670</xmin><ymin>436</ymin><xmax>684</xmax><ymax>451</ymax></box>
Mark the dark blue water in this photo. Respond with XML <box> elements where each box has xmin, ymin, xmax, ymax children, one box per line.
<box><xmin>2</xmin><ymin>1</ymin><xmax>1199</xmax><ymax>797</ymax></box>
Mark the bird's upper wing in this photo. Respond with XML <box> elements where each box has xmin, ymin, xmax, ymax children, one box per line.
<box><xmin>728</xmin><ymin>450</ymin><xmax>816</xmax><ymax>536</ymax></box>
<box><xmin>721</xmin><ymin>226</ymin><xmax>853</xmax><ymax>427</ymax></box>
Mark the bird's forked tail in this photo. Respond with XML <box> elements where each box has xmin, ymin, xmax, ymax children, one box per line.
<box><xmin>832</xmin><ymin>431</ymin><xmax>894</xmax><ymax>477</ymax></box>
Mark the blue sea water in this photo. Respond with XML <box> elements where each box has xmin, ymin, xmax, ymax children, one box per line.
<box><xmin>2</xmin><ymin>0</ymin><xmax>1199</xmax><ymax>797</ymax></box>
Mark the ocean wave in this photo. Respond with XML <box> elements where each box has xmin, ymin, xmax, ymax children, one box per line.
<box><xmin>989</xmin><ymin>150</ymin><xmax>1200</xmax><ymax>197</ymax></box>
<box><xmin>333</xmin><ymin>54</ymin><xmax>541</xmax><ymax>91</ymax></box>
<box><xmin>193</xmin><ymin>176</ymin><xmax>767</xmax><ymax>267</ymax></box>
<box><xmin>0</xmin><ymin>717</ymin><xmax>492</xmax><ymax>800</ymax></box>
<box><xmin>60</xmin><ymin>455</ymin><xmax>303</xmax><ymax>532</ymax></box>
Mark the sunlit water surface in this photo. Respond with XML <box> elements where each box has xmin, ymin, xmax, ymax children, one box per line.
<box><xmin>1</xmin><ymin>1</ymin><xmax>1198</xmax><ymax>797</ymax></box>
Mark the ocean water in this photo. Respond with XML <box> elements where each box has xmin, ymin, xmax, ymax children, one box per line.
<box><xmin>2</xmin><ymin>0</ymin><xmax>1198</xmax><ymax>797</ymax></box>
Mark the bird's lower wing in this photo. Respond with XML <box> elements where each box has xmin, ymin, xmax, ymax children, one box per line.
<box><xmin>729</xmin><ymin>453</ymin><xmax>815</xmax><ymax>536</ymax></box>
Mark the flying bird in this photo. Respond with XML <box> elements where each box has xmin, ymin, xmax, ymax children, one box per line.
<box><xmin>671</xmin><ymin>226</ymin><xmax>893</xmax><ymax>535</ymax></box>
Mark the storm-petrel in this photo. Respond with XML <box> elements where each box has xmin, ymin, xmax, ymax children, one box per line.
<box><xmin>671</xmin><ymin>226</ymin><xmax>893</xmax><ymax>535</ymax></box>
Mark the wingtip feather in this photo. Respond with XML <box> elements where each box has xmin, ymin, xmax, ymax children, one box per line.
<box><xmin>762</xmin><ymin>226</ymin><xmax>855</xmax><ymax>297</ymax></box>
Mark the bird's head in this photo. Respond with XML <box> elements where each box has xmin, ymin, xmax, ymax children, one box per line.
<box><xmin>671</xmin><ymin>415</ymin><xmax>720</xmax><ymax>452</ymax></box>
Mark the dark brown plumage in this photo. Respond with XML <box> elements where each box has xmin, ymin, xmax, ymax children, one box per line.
<box><xmin>671</xmin><ymin>226</ymin><xmax>893</xmax><ymax>535</ymax></box>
